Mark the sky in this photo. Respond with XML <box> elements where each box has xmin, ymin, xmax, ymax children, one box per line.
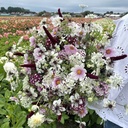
<box><xmin>0</xmin><ymin>0</ymin><xmax>128</xmax><ymax>13</ymax></box>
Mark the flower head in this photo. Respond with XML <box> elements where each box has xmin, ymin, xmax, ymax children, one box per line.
<box><xmin>3</xmin><ymin>62</ymin><xmax>17</xmax><ymax>74</ymax></box>
<box><xmin>50</xmin><ymin>15</ymin><xmax>63</xmax><ymax>27</ymax></box>
<box><xmin>103</xmin><ymin>47</ymin><xmax>116</xmax><ymax>57</ymax></box>
<box><xmin>77</xmin><ymin>107</ymin><xmax>88</xmax><ymax>118</ymax></box>
<box><xmin>64</xmin><ymin>44</ymin><xmax>78</xmax><ymax>56</ymax></box>
<box><xmin>29</xmin><ymin>36</ymin><xmax>36</xmax><ymax>47</ymax></box>
<box><xmin>71</xmin><ymin>65</ymin><xmax>86</xmax><ymax>81</ymax></box>
<box><xmin>52</xmin><ymin>77</ymin><xmax>62</xmax><ymax>87</ymax></box>
<box><xmin>28</xmin><ymin>112</ymin><xmax>45</xmax><ymax>128</ymax></box>
<box><xmin>33</xmin><ymin>48</ymin><xmax>44</xmax><ymax>61</ymax></box>
<box><xmin>94</xmin><ymin>82</ymin><xmax>109</xmax><ymax>97</ymax></box>
<box><xmin>29</xmin><ymin>73</ymin><xmax>42</xmax><ymax>86</ymax></box>
<box><xmin>52</xmin><ymin>99</ymin><xmax>65</xmax><ymax>115</ymax></box>
<box><xmin>103</xmin><ymin>99</ymin><xmax>116</xmax><ymax>109</ymax></box>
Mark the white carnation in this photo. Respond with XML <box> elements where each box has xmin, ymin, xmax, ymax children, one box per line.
<box><xmin>28</xmin><ymin>112</ymin><xmax>45</xmax><ymax>128</ymax></box>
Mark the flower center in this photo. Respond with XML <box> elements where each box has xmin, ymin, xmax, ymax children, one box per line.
<box><xmin>53</xmin><ymin>31</ymin><xmax>57</xmax><ymax>35</ymax></box>
<box><xmin>108</xmin><ymin>104</ymin><xmax>113</xmax><ymax>109</ymax></box>
<box><xmin>77</xmin><ymin>69</ymin><xmax>82</xmax><ymax>75</ymax></box>
<box><xmin>33</xmin><ymin>118</ymin><xmax>41</xmax><ymax>124</ymax></box>
<box><xmin>70</xmin><ymin>46</ymin><xmax>75</xmax><ymax>50</ymax></box>
<box><xmin>79</xmin><ymin>109</ymin><xmax>85</xmax><ymax>114</ymax></box>
<box><xmin>79</xmin><ymin>31</ymin><xmax>83</xmax><ymax>35</ymax></box>
<box><xmin>106</xmin><ymin>49</ymin><xmax>111</xmax><ymax>54</ymax></box>
<box><xmin>56</xmin><ymin>79</ymin><xmax>61</xmax><ymax>85</ymax></box>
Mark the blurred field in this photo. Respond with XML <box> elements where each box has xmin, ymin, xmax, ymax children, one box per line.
<box><xmin>0</xmin><ymin>16</ymin><xmax>103</xmax><ymax>57</ymax></box>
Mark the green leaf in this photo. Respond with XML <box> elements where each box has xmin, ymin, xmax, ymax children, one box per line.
<box><xmin>0</xmin><ymin>109</ymin><xmax>7</xmax><ymax>115</ymax></box>
<box><xmin>83</xmin><ymin>114</ymin><xmax>89</xmax><ymax>122</ymax></box>
<box><xmin>89</xmin><ymin>109</ymin><xmax>94</xmax><ymax>115</ymax></box>
<box><xmin>0</xmin><ymin>74</ymin><xmax>5</xmax><ymax>81</ymax></box>
<box><xmin>60</xmin><ymin>113</ymin><xmax>69</xmax><ymax>124</ymax></box>
<box><xmin>0</xmin><ymin>101</ymin><xmax>5</xmax><ymax>108</ymax></box>
<box><xmin>3</xmin><ymin>118</ymin><xmax>10</xmax><ymax>123</ymax></box>
<box><xmin>1</xmin><ymin>122</ymin><xmax>10</xmax><ymax>128</ymax></box>
<box><xmin>60</xmin><ymin>116</ymin><xmax>65</xmax><ymax>124</ymax></box>
<box><xmin>13</xmin><ymin>112</ymin><xmax>26</xmax><ymax>128</ymax></box>
<box><xmin>96</xmin><ymin>117</ymin><xmax>103</xmax><ymax>124</ymax></box>
<box><xmin>62</xmin><ymin>113</ymin><xmax>69</xmax><ymax>120</ymax></box>
<box><xmin>5</xmin><ymin>89</ymin><xmax>11</xmax><ymax>99</ymax></box>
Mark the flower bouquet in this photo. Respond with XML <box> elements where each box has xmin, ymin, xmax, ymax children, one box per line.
<box><xmin>1</xmin><ymin>9</ymin><xmax>127</xmax><ymax>128</ymax></box>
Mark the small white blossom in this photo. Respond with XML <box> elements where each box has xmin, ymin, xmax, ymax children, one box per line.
<box><xmin>70</xmin><ymin>93</ymin><xmax>80</xmax><ymax>103</ymax></box>
<box><xmin>52</xmin><ymin>99</ymin><xmax>65</xmax><ymax>115</ymax></box>
<box><xmin>0</xmin><ymin>57</ymin><xmax>8</xmax><ymax>63</ymax></box>
<box><xmin>103</xmin><ymin>98</ymin><xmax>116</xmax><ymax>109</ymax></box>
<box><xmin>20</xmin><ymin>95</ymin><xmax>32</xmax><ymax>108</ymax></box>
<box><xmin>50</xmin><ymin>15</ymin><xmax>63</xmax><ymax>27</ymax></box>
<box><xmin>5</xmin><ymin>51</ymin><xmax>13</xmax><ymax>58</ymax></box>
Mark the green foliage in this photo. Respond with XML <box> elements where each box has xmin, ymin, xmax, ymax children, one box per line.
<box><xmin>82</xmin><ymin>110</ymin><xmax>103</xmax><ymax>128</ymax></box>
<box><xmin>0</xmin><ymin>35</ymin><xmax>20</xmax><ymax>57</ymax></box>
<box><xmin>0</xmin><ymin>70</ymin><xmax>27</xmax><ymax>128</ymax></box>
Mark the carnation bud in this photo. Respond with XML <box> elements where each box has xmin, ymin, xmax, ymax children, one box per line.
<box><xmin>88</xmin><ymin>97</ymin><xmax>93</xmax><ymax>102</ymax></box>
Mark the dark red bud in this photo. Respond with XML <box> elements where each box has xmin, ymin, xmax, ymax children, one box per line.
<box><xmin>86</xmin><ymin>73</ymin><xmax>98</xmax><ymax>79</ymax></box>
<box><xmin>13</xmin><ymin>52</ymin><xmax>24</xmax><ymax>56</ymax></box>
<box><xmin>21</xmin><ymin>63</ymin><xmax>36</xmax><ymax>68</ymax></box>
<box><xmin>43</xmin><ymin>26</ymin><xmax>58</xmax><ymax>44</ymax></box>
<box><xmin>110</xmin><ymin>54</ymin><xmax>127</xmax><ymax>61</ymax></box>
<box><xmin>27</xmin><ymin>111</ymin><xmax>34</xmax><ymax>118</ymax></box>
<box><xmin>58</xmin><ymin>8</ymin><xmax>63</xmax><ymax>18</ymax></box>
<box><xmin>58</xmin><ymin>114</ymin><xmax>62</xmax><ymax>122</ymax></box>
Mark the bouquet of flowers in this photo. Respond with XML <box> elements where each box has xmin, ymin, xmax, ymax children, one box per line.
<box><xmin>2</xmin><ymin>9</ymin><xmax>126</xmax><ymax>128</ymax></box>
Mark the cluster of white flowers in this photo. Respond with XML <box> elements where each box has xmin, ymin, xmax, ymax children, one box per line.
<box><xmin>90</xmin><ymin>52</ymin><xmax>106</xmax><ymax>75</ymax></box>
<box><xmin>107</xmin><ymin>74</ymin><xmax>123</xmax><ymax>88</ymax></box>
<box><xmin>3</xmin><ymin>62</ymin><xmax>19</xmax><ymax>90</ymax></box>
<box><xmin>85</xmin><ymin>14</ymin><xmax>99</xmax><ymax>18</ymax></box>
<box><xmin>69</xmin><ymin>52</ymin><xmax>85</xmax><ymax>65</ymax></box>
<box><xmin>50</xmin><ymin>15</ymin><xmax>63</xmax><ymax>27</ymax></box>
<box><xmin>79</xmin><ymin>78</ymin><xmax>95</xmax><ymax>95</ymax></box>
